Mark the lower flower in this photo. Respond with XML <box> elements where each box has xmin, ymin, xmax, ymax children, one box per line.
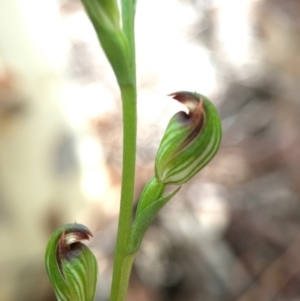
<box><xmin>45</xmin><ymin>223</ymin><xmax>98</xmax><ymax>301</ymax></box>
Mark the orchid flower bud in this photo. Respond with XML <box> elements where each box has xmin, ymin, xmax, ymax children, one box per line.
<box><xmin>80</xmin><ymin>0</ymin><xmax>131</xmax><ymax>86</ymax></box>
<box><xmin>155</xmin><ymin>91</ymin><xmax>222</xmax><ymax>185</ymax></box>
<box><xmin>82</xmin><ymin>0</ymin><xmax>121</xmax><ymax>32</ymax></box>
<box><xmin>45</xmin><ymin>224</ymin><xmax>98</xmax><ymax>301</ymax></box>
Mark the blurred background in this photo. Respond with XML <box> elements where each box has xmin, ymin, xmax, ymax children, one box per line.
<box><xmin>1</xmin><ymin>0</ymin><xmax>300</xmax><ymax>300</ymax></box>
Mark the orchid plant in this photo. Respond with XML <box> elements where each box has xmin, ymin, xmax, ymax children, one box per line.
<box><xmin>44</xmin><ymin>1</ymin><xmax>222</xmax><ymax>301</ymax></box>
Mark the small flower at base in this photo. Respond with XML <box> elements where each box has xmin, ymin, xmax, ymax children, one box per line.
<box><xmin>155</xmin><ymin>91</ymin><xmax>222</xmax><ymax>185</ymax></box>
<box><xmin>45</xmin><ymin>223</ymin><xmax>98</xmax><ymax>301</ymax></box>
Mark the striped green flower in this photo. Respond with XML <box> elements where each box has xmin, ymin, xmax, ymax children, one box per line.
<box><xmin>155</xmin><ymin>91</ymin><xmax>222</xmax><ymax>185</ymax></box>
<box><xmin>45</xmin><ymin>224</ymin><xmax>98</xmax><ymax>301</ymax></box>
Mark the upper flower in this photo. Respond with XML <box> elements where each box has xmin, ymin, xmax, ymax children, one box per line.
<box><xmin>155</xmin><ymin>91</ymin><xmax>222</xmax><ymax>185</ymax></box>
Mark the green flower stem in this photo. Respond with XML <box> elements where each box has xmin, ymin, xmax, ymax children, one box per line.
<box><xmin>110</xmin><ymin>1</ymin><xmax>138</xmax><ymax>300</ymax></box>
<box><xmin>80</xmin><ymin>1</ymin><xmax>139</xmax><ymax>300</ymax></box>
<box><xmin>110</xmin><ymin>84</ymin><xmax>137</xmax><ymax>301</ymax></box>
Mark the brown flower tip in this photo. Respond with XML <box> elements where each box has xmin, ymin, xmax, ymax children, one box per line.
<box><xmin>168</xmin><ymin>91</ymin><xmax>204</xmax><ymax>123</ymax></box>
<box><xmin>56</xmin><ymin>224</ymin><xmax>93</xmax><ymax>274</ymax></box>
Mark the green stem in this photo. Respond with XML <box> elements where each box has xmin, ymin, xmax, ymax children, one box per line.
<box><xmin>116</xmin><ymin>253</ymin><xmax>136</xmax><ymax>301</ymax></box>
<box><xmin>110</xmin><ymin>84</ymin><xmax>137</xmax><ymax>301</ymax></box>
<box><xmin>110</xmin><ymin>2</ymin><xmax>137</xmax><ymax>301</ymax></box>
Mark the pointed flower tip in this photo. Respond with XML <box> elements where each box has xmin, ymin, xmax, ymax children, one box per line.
<box><xmin>63</xmin><ymin>226</ymin><xmax>92</xmax><ymax>246</ymax></box>
<box><xmin>156</xmin><ymin>91</ymin><xmax>222</xmax><ymax>185</ymax></box>
<box><xmin>45</xmin><ymin>223</ymin><xmax>98</xmax><ymax>301</ymax></box>
<box><xmin>168</xmin><ymin>91</ymin><xmax>203</xmax><ymax>120</ymax></box>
